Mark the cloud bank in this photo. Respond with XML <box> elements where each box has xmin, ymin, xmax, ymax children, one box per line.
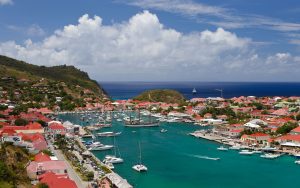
<box><xmin>0</xmin><ymin>0</ymin><xmax>12</xmax><ymax>5</ymax></box>
<box><xmin>0</xmin><ymin>11</ymin><xmax>299</xmax><ymax>81</ymax></box>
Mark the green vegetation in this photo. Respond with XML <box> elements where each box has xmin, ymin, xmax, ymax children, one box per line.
<box><xmin>134</xmin><ymin>89</ymin><xmax>185</xmax><ymax>103</ymax></box>
<box><xmin>0</xmin><ymin>55</ymin><xmax>109</xmax><ymax>111</ymax></box>
<box><xmin>0</xmin><ymin>55</ymin><xmax>105</xmax><ymax>95</ymax></box>
<box><xmin>37</xmin><ymin>183</ymin><xmax>49</xmax><ymax>188</ymax></box>
<box><xmin>14</xmin><ymin>118</ymin><xmax>28</xmax><ymax>126</ymax></box>
<box><xmin>0</xmin><ymin>143</ymin><xmax>32</xmax><ymax>188</ymax></box>
<box><xmin>276</xmin><ymin>122</ymin><xmax>298</xmax><ymax>135</ymax></box>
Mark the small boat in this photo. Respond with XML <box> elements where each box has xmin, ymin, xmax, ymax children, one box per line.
<box><xmin>160</xmin><ymin>129</ymin><xmax>167</xmax><ymax>133</ymax></box>
<box><xmin>104</xmin><ymin>155</ymin><xmax>124</xmax><ymax>164</ymax></box>
<box><xmin>260</xmin><ymin>153</ymin><xmax>281</xmax><ymax>159</ymax></box>
<box><xmin>97</xmin><ymin>131</ymin><xmax>121</xmax><ymax>137</ymax></box>
<box><xmin>295</xmin><ymin>160</ymin><xmax>300</xmax><ymax>164</ymax></box>
<box><xmin>239</xmin><ymin>150</ymin><xmax>254</xmax><ymax>155</ymax></box>
<box><xmin>293</xmin><ymin>153</ymin><xmax>300</xmax><ymax>159</ymax></box>
<box><xmin>192</xmin><ymin>88</ymin><xmax>197</xmax><ymax>94</ymax></box>
<box><xmin>132</xmin><ymin>164</ymin><xmax>148</xmax><ymax>172</ymax></box>
<box><xmin>229</xmin><ymin>145</ymin><xmax>241</xmax><ymax>150</ymax></box>
<box><xmin>88</xmin><ymin>145</ymin><xmax>114</xmax><ymax>151</ymax></box>
<box><xmin>133</xmin><ymin>142</ymin><xmax>147</xmax><ymax>172</ymax></box>
<box><xmin>217</xmin><ymin>146</ymin><xmax>228</xmax><ymax>151</ymax></box>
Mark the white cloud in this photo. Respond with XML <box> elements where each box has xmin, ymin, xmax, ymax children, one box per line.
<box><xmin>0</xmin><ymin>11</ymin><xmax>299</xmax><ymax>81</ymax></box>
<box><xmin>0</xmin><ymin>0</ymin><xmax>12</xmax><ymax>5</ymax></box>
<box><xmin>125</xmin><ymin>0</ymin><xmax>226</xmax><ymax>17</ymax></box>
<box><xmin>26</xmin><ymin>24</ymin><xmax>46</xmax><ymax>37</ymax></box>
<box><xmin>7</xmin><ymin>24</ymin><xmax>46</xmax><ymax>37</ymax></box>
<box><xmin>121</xmin><ymin>0</ymin><xmax>300</xmax><ymax>33</ymax></box>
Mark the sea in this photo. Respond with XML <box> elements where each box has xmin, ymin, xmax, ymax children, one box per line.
<box><xmin>59</xmin><ymin>82</ymin><xmax>300</xmax><ymax>188</ymax></box>
<box><xmin>99</xmin><ymin>81</ymin><xmax>300</xmax><ymax>100</ymax></box>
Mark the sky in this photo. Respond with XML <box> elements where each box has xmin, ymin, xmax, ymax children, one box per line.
<box><xmin>0</xmin><ymin>0</ymin><xmax>300</xmax><ymax>82</ymax></box>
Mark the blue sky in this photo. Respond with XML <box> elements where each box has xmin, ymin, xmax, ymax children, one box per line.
<box><xmin>0</xmin><ymin>0</ymin><xmax>300</xmax><ymax>81</ymax></box>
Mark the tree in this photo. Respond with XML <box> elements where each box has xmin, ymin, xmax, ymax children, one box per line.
<box><xmin>296</xmin><ymin>114</ymin><xmax>300</xmax><ymax>121</ymax></box>
<box><xmin>14</xmin><ymin>118</ymin><xmax>28</xmax><ymax>126</ymax></box>
<box><xmin>0</xmin><ymin>105</ymin><xmax>8</xmax><ymax>111</ymax></box>
<box><xmin>276</xmin><ymin>122</ymin><xmax>298</xmax><ymax>135</ymax></box>
<box><xmin>86</xmin><ymin>171</ymin><xmax>94</xmax><ymax>181</ymax></box>
<box><xmin>37</xmin><ymin>183</ymin><xmax>49</xmax><ymax>188</ymax></box>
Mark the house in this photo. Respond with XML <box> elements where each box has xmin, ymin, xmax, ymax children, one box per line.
<box><xmin>290</xmin><ymin>126</ymin><xmax>300</xmax><ymax>135</ymax></box>
<box><xmin>275</xmin><ymin>134</ymin><xmax>300</xmax><ymax>147</ymax></box>
<box><xmin>27</xmin><ymin>160</ymin><xmax>68</xmax><ymax>179</ymax></box>
<box><xmin>2</xmin><ymin>122</ymin><xmax>44</xmax><ymax>134</ymax></box>
<box><xmin>38</xmin><ymin>172</ymin><xmax>77</xmax><ymax>188</ymax></box>
<box><xmin>46</xmin><ymin>122</ymin><xmax>66</xmax><ymax>136</ymax></box>
<box><xmin>34</xmin><ymin>152</ymin><xmax>52</xmax><ymax>162</ymax></box>
<box><xmin>241</xmin><ymin>132</ymin><xmax>270</xmax><ymax>144</ymax></box>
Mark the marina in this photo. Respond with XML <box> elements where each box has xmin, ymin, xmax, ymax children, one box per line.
<box><xmin>59</xmin><ymin>112</ymin><xmax>300</xmax><ymax>188</ymax></box>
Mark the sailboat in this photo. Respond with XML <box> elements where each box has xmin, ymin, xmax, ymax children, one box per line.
<box><xmin>104</xmin><ymin>137</ymin><xmax>124</xmax><ymax>164</ymax></box>
<box><xmin>125</xmin><ymin>109</ymin><xmax>159</xmax><ymax>127</ymax></box>
<box><xmin>132</xmin><ymin>142</ymin><xmax>148</xmax><ymax>172</ymax></box>
<box><xmin>192</xmin><ymin>88</ymin><xmax>197</xmax><ymax>94</ymax></box>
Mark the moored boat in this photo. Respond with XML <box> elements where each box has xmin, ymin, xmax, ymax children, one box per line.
<box><xmin>217</xmin><ymin>146</ymin><xmax>228</xmax><ymax>151</ymax></box>
<box><xmin>239</xmin><ymin>150</ymin><xmax>254</xmax><ymax>155</ymax></box>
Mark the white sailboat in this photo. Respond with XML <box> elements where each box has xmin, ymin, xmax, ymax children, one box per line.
<box><xmin>192</xmin><ymin>88</ymin><xmax>197</xmax><ymax>94</ymax></box>
<box><xmin>133</xmin><ymin>142</ymin><xmax>148</xmax><ymax>172</ymax></box>
<box><xmin>104</xmin><ymin>137</ymin><xmax>124</xmax><ymax>164</ymax></box>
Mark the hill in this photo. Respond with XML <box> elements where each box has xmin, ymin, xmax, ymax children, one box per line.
<box><xmin>0</xmin><ymin>55</ymin><xmax>105</xmax><ymax>96</ymax></box>
<box><xmin>0</xmin><ymin>55</ymin><xmax>108</xmax><ymax>111</ymax></box>
<box><xmin>133</xmin><ymin>89</ymin><xmax>186</xmax><ymax>104</ymax></box>
<box><xmin>0</xmin><ymin>143</ymin><xmax>32</xmax><ymax>188</ymax></box>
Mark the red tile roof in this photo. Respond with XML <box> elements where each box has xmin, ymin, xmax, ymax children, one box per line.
<box><xmin>39</xmin><ymin>172</ymin><xmax>77</xmax><ymax>188</ymax></box>
<box><xmin>250</xmin><ymin>132</ymin><xmax>269</xmax><ymax>137</ymax></box>
<box><xmin>291</xmin><ymin>126</ymin><xmax>300</xmax><ymax>133</ymax></box>
<box><xmin>48</xmin><ymin>123</ymin><xmax>65</xmax><ymax>130</ymax></box>
<box><xmin>35</xmin><ymin>152</ymin><xmax>52</xmax><ymax>162</ymax></box>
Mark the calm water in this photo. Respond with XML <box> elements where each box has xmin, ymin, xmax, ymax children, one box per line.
<box><xmin>99</xmin><ymin>82</ymin><xmax>300</xmax><ymax>100</ymax></box>
<box><xmin>59</xmin><ymin>114</ymin><xmax>300</xmax><ymax>188</ymax></box>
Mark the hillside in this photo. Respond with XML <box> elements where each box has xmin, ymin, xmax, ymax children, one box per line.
<box><xmin>0</xmin><ymin>55</ymin><xmax>105</xmax><ymax>95</ymax></box>
<box><xmin>0</xmin><ymin>143</ymin><xmax>32</xmax><ymax>188</ymax></box>
<box><xmin>0</xmin><ymin>55</ymin><xmax>108</xmax><ymax>111</ymax></box>
<box><xmin>134</xmin><ymin>89</ymin><xmax>186</xmax><ymax>104</ymax></box>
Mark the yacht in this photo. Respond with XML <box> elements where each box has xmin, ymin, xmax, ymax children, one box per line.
<box><xmin>229</xmin><ymin>145</ymin><xmax>241</xmax><ymax>150</ymax></box>
<box><xmin>133</xmin><ymin>164</ymin><xmax>148</xmax><ymax>172</ymax></box>
<box><xmin>133</xmin><ymin>142</ymin><xmax>147</xmax><ymax>172</ymax></box>
<box><xmin>217</xmin><ymin>146</ymin><xmax>229</xmax><ymax>151</ymax></box>
<box><xmin>260</xmin><ymin>153</ymin><xmax>281</xmax><ymax>159</ymax></box>
<box><xmin>104</xmin><ymin>155</ymin><xmax>124</xmax><ymax>164</ymax></box>
<box><xmin>239</xmin><ymin>150</ymin><xmax>254</xmax><ymax>155</ymax></box>
<box><xmin>88</xmin><ymin>145</ymin><xmax>114</xmax><ymax>151</ymax></box>
<box><xmin>97</xmin><ymin>131</ymin><xmax>121</xmax><ymax>137</ymax></box>
<box><xmin>103</xmin><ymin>138</ymin><xmax>124</xmax><ymax>164</ymax></box>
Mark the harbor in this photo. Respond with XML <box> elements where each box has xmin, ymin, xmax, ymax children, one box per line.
<box><xmin>58</xmin><ymin>112</ymin><xmax>300</xmax><ymax>188</ymax></box>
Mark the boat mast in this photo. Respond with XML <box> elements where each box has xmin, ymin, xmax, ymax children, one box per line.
<box><xmin>139</xmin><ymin>142</ymin><xmax>142</xmax><ymax>165</ymax></box>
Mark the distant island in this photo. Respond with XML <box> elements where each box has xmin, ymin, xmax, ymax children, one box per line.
<box><xmin>133</xmin><ymin>89</ymin><xmax>186</xmax><ymax>104</ymax></box>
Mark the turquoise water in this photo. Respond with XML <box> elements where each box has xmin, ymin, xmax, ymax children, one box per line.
<box><xmin>59</xmin><ymin>115</ymin><xmax>300</xmax><ymax>188</ymax></box>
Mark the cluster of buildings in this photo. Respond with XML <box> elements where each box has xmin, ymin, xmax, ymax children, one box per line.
<box><xmin>0</xmin><ymin>108</ymin><xmax>81</xmax><ymax>188</ymax></box>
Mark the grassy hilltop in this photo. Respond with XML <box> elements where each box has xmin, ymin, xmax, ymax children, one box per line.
<box><xmin>133</xmin><ymin>89</ymin><xmax>186</xmax><ymax>104</ymax></box>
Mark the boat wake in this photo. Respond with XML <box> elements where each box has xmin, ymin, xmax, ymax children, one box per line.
<box><xmin>188</xmin><ymin>154</ymin><xmax>220</xmax><ymax>161</ymax></box>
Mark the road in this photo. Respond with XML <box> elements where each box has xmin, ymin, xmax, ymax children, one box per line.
<box><xmin>50</xmin><ymin>144</ymin><xmax>89</xmax><ymax>188</ymax></box>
